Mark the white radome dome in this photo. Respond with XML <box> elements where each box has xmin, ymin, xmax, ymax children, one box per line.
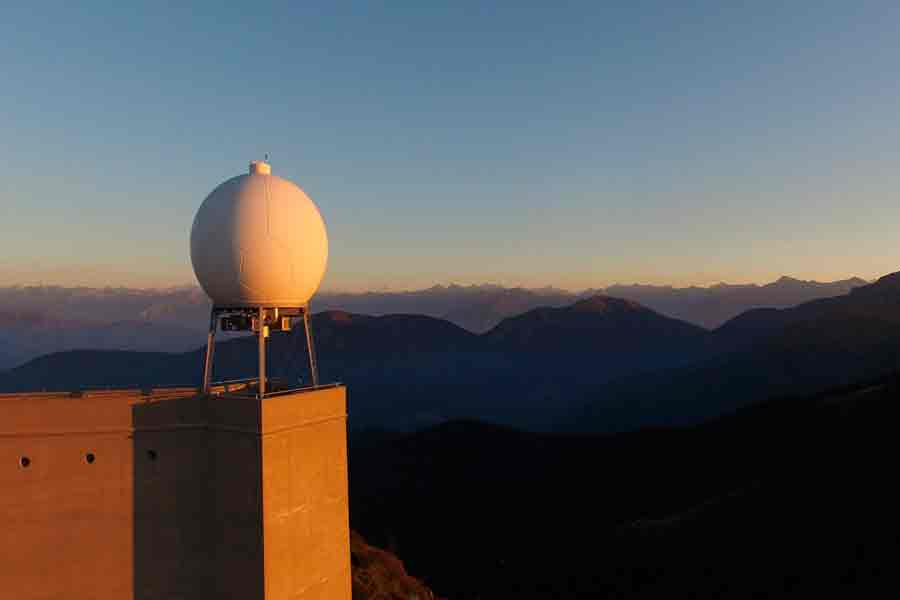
<box><xmin>190</xmin><ymin>161</ymin><xmax>328</xmax><ymax>307</ymax></box>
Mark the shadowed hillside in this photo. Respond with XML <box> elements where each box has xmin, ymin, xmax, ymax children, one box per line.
<box><xmin>349</xmin><ymin>374</ymin><xmax>900</xmax><ymax>598</ymax></box>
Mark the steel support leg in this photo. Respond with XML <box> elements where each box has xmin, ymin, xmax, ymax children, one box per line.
<box><xmin>258</xmin><ymin>307</ymin><xmax>267</xmax><ymax>398</ymax></box>
<box><xmin>303</xmin><ymin>305</ymin><xmax>319</xmax><ymax>388</ymax></box>
<box><xmin>201</xmin><ymin>308</ymin><xmax>217</xmax><ymax>394</ymax></box>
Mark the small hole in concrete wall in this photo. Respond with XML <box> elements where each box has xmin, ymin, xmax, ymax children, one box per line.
<box><xmin>147</xmin><ymin>450</ymin><xmax>158</xmax><ymax>461</ymax></box>
<box><xmin>85</xmin><ymin>453</ymin><xmax>96</xmax><ymax>464</ymax></box>
<box><xmin>20</xmin><ymin>456</ymin><xmax>31</xmax><ymax>468</ymax></box>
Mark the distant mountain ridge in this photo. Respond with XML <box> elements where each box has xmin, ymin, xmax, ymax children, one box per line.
<box><xmin>0</xmin><ymin>275</ymin><xmax>866</xmax><ymax>368</ymax></box>
<box><xmin>5</xmin><ymin>273</ymin><xmax>898</xmax><ymax>433</ymax></box>
<box><xmin>318</xmin><ymin>276</ymin><xmax>868</xmax><ymax>330</ymax></box>
<box><xmin>605</xmin><ymin>275</ymin><xmax>868</xmax><ymax>328</ymax></box>
<box><xmin>0</xmin><ymin>294</ymin><xmax>714</xmax><ymax>430</ymax></box>
<box><xmin>484</xmin><ymin>296</ymin><xmax>706</xmax><ymax>355</ymax></box>
<box><xmin>0</xmin><ymin>311</ymin><xmax>207</xmax><ymax>371</ymax></box>
<box><xmin>575</xmin><ymin>271</ymin><xmax>900</xmax><ymax>432</ymax></box>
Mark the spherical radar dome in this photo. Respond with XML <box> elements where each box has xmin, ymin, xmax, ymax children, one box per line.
<box><xmin>190</xmin><ymin>161</ymin><xmax>328</xmax><ymax>307</ymax></box>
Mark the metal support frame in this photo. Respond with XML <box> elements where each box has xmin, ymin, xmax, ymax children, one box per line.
<box><xmin>199</xmin><ymin>304</ymin><xmax>320</xmax><ymax>397</ymax></box>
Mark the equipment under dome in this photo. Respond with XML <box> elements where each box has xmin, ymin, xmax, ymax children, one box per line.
<box><xmin>190</xmin><ymin>160</ymin><xmax>329</xmax><ymax>396</ymax></box>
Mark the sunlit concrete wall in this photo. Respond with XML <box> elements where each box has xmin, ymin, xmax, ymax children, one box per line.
<box><xmin>0</xmin><ymin>385</ymin><xmax>350</xmax><ymax>600</ymax></box>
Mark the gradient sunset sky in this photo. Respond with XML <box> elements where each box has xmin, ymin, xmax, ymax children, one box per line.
<box><xmin>2</xmin><ymin>2</ymin><xmax>898</xmax><ymax>291</ymax></box>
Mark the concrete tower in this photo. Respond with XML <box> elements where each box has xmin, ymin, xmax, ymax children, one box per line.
<box><xmin>0</xmin><ymin>161</ymin><xmax>351</xmax><ymax>599</ymax></box>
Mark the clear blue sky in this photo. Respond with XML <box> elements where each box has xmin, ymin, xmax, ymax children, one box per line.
<box><xmin>2</xmin><ymin>1</ymin><xmax>898</xmax><ymax>291</ymax></box>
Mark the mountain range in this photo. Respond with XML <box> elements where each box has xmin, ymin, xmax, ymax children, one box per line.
<box><xmin>0</xmin><ymin>275</ymin><xmax>866</xmax><ymax>369</ymax></box>
<box><xmin>605</xmin><ymin>275</ymin><xmax>868</xmax><ymax>328</ymax></box>
<box><xmin>575</xmin><ymin>271</ymin><xmax>900</xmax><ymax>432</ymax></box>
<box><xmin>318</xmin><ymin>276</ymin><xmax>867</xmax><ymax>331</ymax></box>
<box><xmin>0</xmin><ymin>297</ymin><xmax>706</xmax><ymax>430</ymax></box>
<box><xmin>0</xmin><ymin>286</ymin><xmax>211</xmax><ymax>369</ymax></box>
<box><xmin>2</xmin><ymin>272</ymin><xmax>898</xmax><ymax>434</ymax></box>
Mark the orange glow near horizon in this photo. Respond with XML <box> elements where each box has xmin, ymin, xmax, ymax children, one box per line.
<box><xmin>0</xmin><ymin>259</ymin><xmax>882</xmax><ymax>295</ymax></box>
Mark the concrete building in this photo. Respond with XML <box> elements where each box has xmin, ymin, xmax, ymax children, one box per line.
<box><xmin>0</xmin><ymin>383</ymin><xmax>350</xmax><ymax>599</ymax></box>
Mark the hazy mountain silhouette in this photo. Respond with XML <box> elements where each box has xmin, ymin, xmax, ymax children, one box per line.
<box><xmin>0</xmin><ymin>275</ymin><xmax>865</xmax><ymax>366</ymax></box>
<box><xmin>576</xmin><ymin>272</ymin><xmax>900</xmax><ymax>431</ymax></box>
<box><xmin>0</xmin><ymin>310</ymin><xmax>206</xmax><ymax>370</ymax></box>
<box><xmin>0</xmin><ymin>297</ymin><xmax>712</xmax><ymax>430</ymax></box>
<box><xmin>320</xmin><ymin>277</ymin><xmax>867</xmax><ymax>331</ymax></box>
<box><xmin>0</xmin><ymin>286</ymin><xmax>209</xmax><ymax>368</ymax></box>
<box><xmin>256</xmin><ymin>298</ymin><xmax>711</xmax><ymax>429</ymax></box>
<box><xmin>313</xmin><ymin>284</ymin><xmax>577</xmax><ymax>335</ymax></box>
<box><xmin>437</xmin><ymin>287</ymin><xmax>575</xmax><ymax>332</ymax></box>
<box><xmin>0</xmin><ymin>285</ymin><xmax>210</xmax><ymax>324</ymax></box>
<box><xmin>349</xmin><ymin>374</ymin><xmax>900</xmax><ymax>598</ymax></box>
<box><xmin>0</xmin><ymin>311</ymin><xmax>481</xmax><ymax>394</ymax></box>
<box><xmin>606</xmin><ymin>275</ymin><xmax>867</xmax><ymax>328</ymax></box>
<box><xmin>484</xmin><ymin>295</ymin><xmax>706</xmax><ymax>354</ymax></box>
<box><xmin>2</xmin><ymin>274</ymin><xmax>897</xmax><ymax>433</ymax></box>
<box><xmin>314</xmin><ymin>311</ymin><xmax>479</xmax><ymax>356</ymax></box>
